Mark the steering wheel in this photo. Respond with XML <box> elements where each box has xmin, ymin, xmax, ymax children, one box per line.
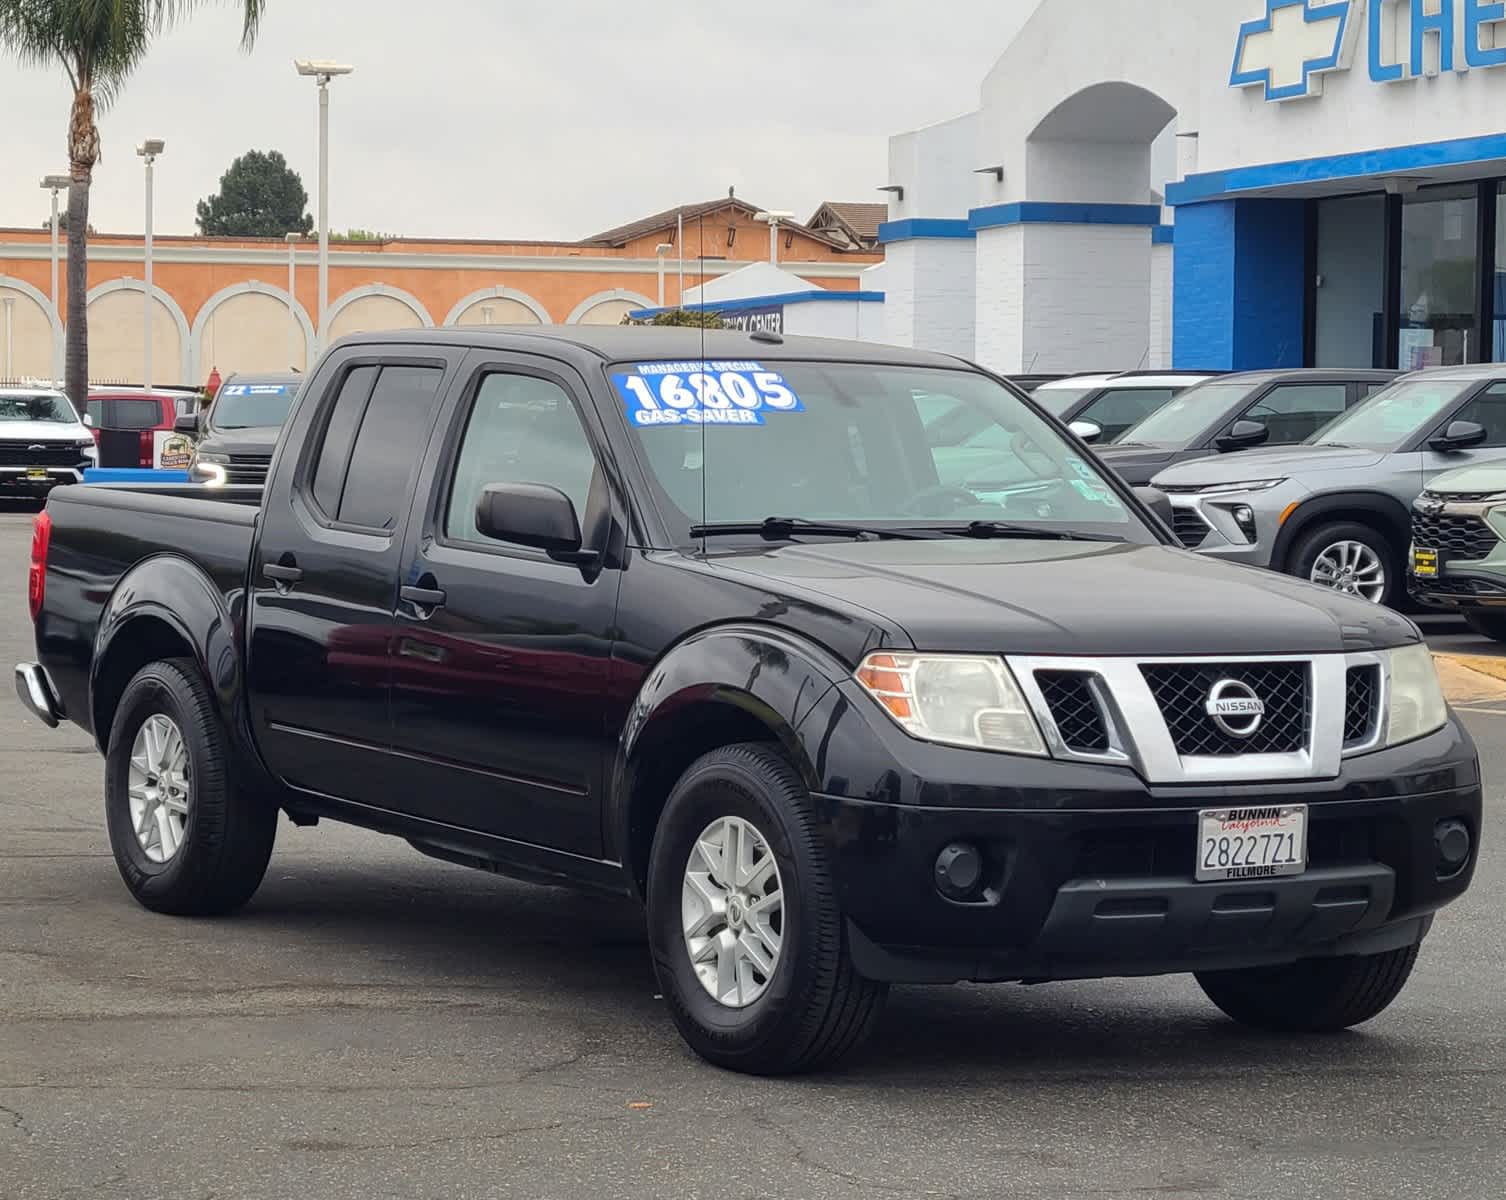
<box><xmin>901</xmin><ymin>484</ymin><xmax>981</xmax><ymax>517</ymax></box>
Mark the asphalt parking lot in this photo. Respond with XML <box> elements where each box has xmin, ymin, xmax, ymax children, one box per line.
<box><xmin>1</xmin><ymin>505</ymin><xmax>1503</xmax><ymax>1200</ymax></box>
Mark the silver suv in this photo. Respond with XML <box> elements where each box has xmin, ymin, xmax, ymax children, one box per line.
<box><xmin>1150</xmin><ymin>365</ymin><xmax>1506</xmax><ymax>606</ymax></box>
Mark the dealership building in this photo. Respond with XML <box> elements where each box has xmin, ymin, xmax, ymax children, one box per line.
<box><xmin>879</xmin><ymin>0</ymin><xmax>1506</xmax><ymax>375</ymax></box>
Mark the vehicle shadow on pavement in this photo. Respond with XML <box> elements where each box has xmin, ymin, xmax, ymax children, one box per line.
<box><xmin>223</xmin><ymin>847</ymin><xmax>1439</xmax><ymax>1084</ymax></box>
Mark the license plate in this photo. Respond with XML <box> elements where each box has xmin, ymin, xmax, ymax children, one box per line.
<box><xmin>25</xmin><ymin>469</ymin><xmax>49</xmax><ymax>481</ymax></box>
<box><xmin>1196</xmin><ymin>806</ymin><xmax>1307</xmax><ymax>882</ymax></box>
<box><xmin>1412</xmin><ymin>547</ymin><xmax>1440</xmax><ymax>578</ymax></box>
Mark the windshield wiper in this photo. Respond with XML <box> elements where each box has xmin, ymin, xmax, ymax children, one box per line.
<box><xmin>690</xmin><ymin>517</ymin><xmax>928</xmax><ymax>542</ymax></box>
<box><xmin>920</xmin><ymin>521</ymin><xmax>1125</xmax><ymax>543</ymax></box>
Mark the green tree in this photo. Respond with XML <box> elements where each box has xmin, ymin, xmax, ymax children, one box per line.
<box><xmin>331</xmin><ymin>228</ymin><xmax>397</xmax><ymax>243</ymax></box>
<box><xmin>0</xmin><ymin>1</ymin><xmax>266</xmax><ymax>406</ymax></box>
<box><xmin>647</xmin><ymin>309</ymin><xmax>725</xmax><ymax>328</ymax></box>
<box><xmin>196</xmin><ymin>150</ymin><xmax>314</xmax><ymax>238</ymax></box>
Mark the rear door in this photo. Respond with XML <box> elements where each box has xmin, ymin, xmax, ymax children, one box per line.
<box><xmin>246</xmin><ymin>345</ymin><xmax>463</xmax><ymax>804</ymax></box>
<box><xmin>381</xmin><ymin>353</ymin><xmax>622</xmax><ymax>855</ymax></box>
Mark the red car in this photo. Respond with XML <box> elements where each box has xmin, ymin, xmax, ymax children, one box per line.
<box><xmin>85</xmin><ymin>387</ymin><xmax>200</xmax><ymax>469</ymax></box>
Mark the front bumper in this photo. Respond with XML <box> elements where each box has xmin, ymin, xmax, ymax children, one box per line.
<box><xmin>1163</xmin><ymin>484</ymin><xmax>1304</xmax><ymax>568</ymax></box>
<box><xmin>1409</xmin><ymin>565</ymin><xmax>1506</xmax><ymax>610</ymax></box>
<box><xmin>0</xmin><ymin>466</ymin><xmax>86</xmax><ymax>492</ymax></box>
<box><xmin>814</xmin><ymin>723</ymin><xmax>1479</xmax><ymax>984</ymax></box>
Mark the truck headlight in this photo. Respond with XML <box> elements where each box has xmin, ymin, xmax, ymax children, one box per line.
<box><xmin>855</xmin><ymin>652</ymin><xmax>1046</xmax><ymax>755</ymax></box>
<box><xmin>190</xmin><ymin>452</ymin><xmax>229</xmax><ymax>487</ymax></box>
<box><xmin>1195</xmin><ymin>479</ymin><xmax>1286</xmax><ymax>496</ymax></box>
<box><xmin>1385</xmin><ymin>643</ymin><xmax>1448</xmax><ymax>747</ymax></box>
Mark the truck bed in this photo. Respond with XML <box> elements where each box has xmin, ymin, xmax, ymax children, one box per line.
<box><xmin>38</xmin><ymin>483</ymin><xmax>262</xmax><ymax>736</ymax></box>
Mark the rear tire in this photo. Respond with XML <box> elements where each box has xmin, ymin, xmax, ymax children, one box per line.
<box><xmin>1464</xmin><ymin>611</ymin><xmax>1506</xmax><ymax>643</ymax></box>
<box><xmin>105</xmin><ymin>659</ymin><xmax>277</xmax><ymax>916</ymax></box>
<box><xmin>1196</xmin><ymin>944</ymin><xmax>1420</xmax><ymax>1033</ymax></box>
<box><xmin>646</xmin><ymin>743</ymin><xmax>887</xmax><ymax>1075</ymax></box>
<box><xmin>1288</xmin><ymin>520</ymin><xmax>1398</xmax><ymax>606</ymax></box>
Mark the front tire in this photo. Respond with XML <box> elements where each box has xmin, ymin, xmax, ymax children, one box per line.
<box><xmin>105</xmin><ymin>659</ymin><xmax>277</xmax><ymax>916</ymax></box>
<box><xmin>646</xmin><ymin>743</ymin><xmax>887</xmax><ymax>1075</ymax></box>
<box><xmin>1464</xmin><ymin>611</ymin><xmax>1506</xmax><ymax>643</ymax></box>
<box><xmin>1289</xmin><ymin>520</ymin><xmax>1397</xmax><ymax>606</ymax></box>
<box><xmin>1196</xmin><ymin>944</ymin><xmax>1420</xmax><ymax>1033</ymax></box>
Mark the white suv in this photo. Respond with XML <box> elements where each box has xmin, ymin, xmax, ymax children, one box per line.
<box><xmin>0</xmin><ymin>387</ymin><xmax>98</xmax><ymax>497</ymax></box>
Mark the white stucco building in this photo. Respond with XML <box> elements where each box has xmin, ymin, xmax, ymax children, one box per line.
<box><xmin>882</xmin><ymin>0</ymin><xmax>1506</xmax><ymax>375</ymax></box>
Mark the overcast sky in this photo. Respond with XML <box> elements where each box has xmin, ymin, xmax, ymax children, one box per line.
<box><xmin>1</xmin><ymin>1</ymin><xmax>1036</xmax><ymax>241</ymax></box>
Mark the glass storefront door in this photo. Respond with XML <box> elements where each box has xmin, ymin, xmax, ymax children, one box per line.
<box><xmin>1397</xmin><ymin>184</ymin><xmax>1479</xmax><ymax>369</ymax></box>
<box><xmin>1314</xmin><ymin>194</ymin><xmax>1386</xmax><ymax>368</ymax></box>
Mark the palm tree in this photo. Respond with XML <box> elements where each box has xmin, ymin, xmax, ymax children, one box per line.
<box><xmin>0</xmin><ymin>1</ymin><xmax>265</xmax><ymax>410</ymax></box>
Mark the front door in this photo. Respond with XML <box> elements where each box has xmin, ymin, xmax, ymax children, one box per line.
<box><xmin>247</xmin><ymin>349</ymin><xmax>459</xmax><ymax>804</ymax></box>
<box><xmin>1423</xmin><ymin>381</ymin><xmax>1506</xmax><ymax>483</ymax></box>
<box><xmin>383</xmin><ymin>357</ymin><xmax>621</xmax><ymax>857</ymax></box>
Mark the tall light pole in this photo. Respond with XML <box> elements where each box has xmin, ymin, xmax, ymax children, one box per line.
<box><xmin>40</xmin><ymin>175</ymin><xmax>69</xmax><ymax>381</ymax></box>
<box><xmin>755</xmin><ymin>210</ymin><xmax>795</xmax><ymax>265</ymax></box>
<box><xmin>654</xmin><ymin>242</ymin><xmax>673</xmax><ymax>307</ymax></box>
<box><xmin>137</xmin><ymin>140</ymin><xmax>165</xmax><ymax>388</ymax></box>
<box><xmin>295</xmin><ymin>60</ymin><xmax>355</xmax><ymax>353</ymax></box>
<box><xmin>2</xmin><ymin>298</ymin><xmax>14</xmax><ymax>381</ymax></box>
<box><xmin>285</xmin><ymin>233</ymin><xmax>302</xmax><ymax>368</ymax></box>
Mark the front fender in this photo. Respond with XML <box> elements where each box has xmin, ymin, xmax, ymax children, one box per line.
<box><xmin>1273</xmin><ymin>490</ymin><xmax>1414</xmax><ymax>569</ymax></box>
<box><xmin>606</xmin><ymin>623</ymin><xmax>853</xmax><ymax>870</ymax></box>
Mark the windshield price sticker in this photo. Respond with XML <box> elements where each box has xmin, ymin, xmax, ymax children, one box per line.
<box><xmin>221</xmin><ymin>384</ymin><xmax>291</xmax><ymax>397</ymax></box>
<box><xmin>613</xmin><ymin>361</ymin><xmax>804</xmax><ymax>427</ymax></box>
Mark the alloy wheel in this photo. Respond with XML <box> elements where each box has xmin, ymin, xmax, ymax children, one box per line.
<box><xmin>127</xmin><ymin>714</ymin><xmax>192</xmax><ymax>864</ymax></box>
<box><xmin>1309</xmin><ymin>539</ymin><xmax>1387</xmax><ymax>604</ymax></box>
<box><xmin>681</xmin><ymin>816</ymin><xmax>785</xmax><ymax>1008</ymax></box>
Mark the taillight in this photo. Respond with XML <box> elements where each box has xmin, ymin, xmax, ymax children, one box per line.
<box><xmin>139</xmin><ymin>430</ymin><xmax>155</xmax><ymax>468</ymax></box>
<box><xmin>28</xmin><ymin>510</ymin><xmax>51</xmax><ymax>623</ymax></box>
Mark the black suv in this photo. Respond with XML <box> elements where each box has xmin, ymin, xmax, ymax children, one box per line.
<box><xmin>186</xmin><ymin>372</ymin><xmax>302</xmax><ymax>487</ymax></box>
<box><xmin>17</xmin><ymin>329</ymin><xmax>1479</xmax><ymax>1075</ymax></box>
<box><xmin>1096</xmin><ymin>369</ymin><xmax>1399</xmax><ymax>486</ymax></box>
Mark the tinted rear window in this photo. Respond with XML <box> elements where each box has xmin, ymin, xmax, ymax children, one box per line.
<box><xmin>111</xmin><ymin>399</ymin><xmax>164</xmax><ymax>430</ymax></box>
<box><xmin>336</xmin><ymin>366</ymin><xmax>444</xmax><ymax>529</ymax></box>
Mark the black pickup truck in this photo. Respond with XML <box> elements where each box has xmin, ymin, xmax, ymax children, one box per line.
<box><xmin>16</xmin><ymin>328</ymin><xmax>1481</xmax><ymax>1074</ymax></box>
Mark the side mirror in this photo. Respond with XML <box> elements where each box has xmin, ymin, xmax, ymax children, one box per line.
<box><xmin>1215</xmin><ymin>419</ymin><xmax>1269</xmax><ymax>452</ymax></box>
<box><xmin>1134</xmin><ymin>485</ymin><xmax>1176</xmax><ymax>534</ymax></box>
<box><xmin>1069</xmin><ymin>419</ymin><xmax>1103</xmax><ymax>444</ymax></box>
<box><xmin>173</xmin><ymin>413</ymin><xmax>200</xmax><ymax>435</ymax></box>
<box><xmin>81</xmin><ymin>413</ymin><xmax>94</xmax><ymax>428</ymax></box>
<box><xmin>1430</xmin><ymin>419</ymin><xmax>1488</xmax><ymax>452</ymax></box>
<box><xmin>475</xmin><ymin>482</ymin><xmax>598</xmax><ymax>564</ymax></box>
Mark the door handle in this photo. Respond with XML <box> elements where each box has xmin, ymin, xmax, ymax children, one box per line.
<box><xmin>263</xmin><ymin>562</ymin><xmax>303</xmax><ymax>594</ymax></box>
<box><xmin>400</xmin><ymin>585</ymin><xmax>447</xmax><ymax>614</ymax></box>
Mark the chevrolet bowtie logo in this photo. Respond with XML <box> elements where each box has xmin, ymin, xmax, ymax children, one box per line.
<box><xmin>1231</xmin><ymin>0</ymin><xmax>1355</xmax><ymax>102</ymax></box>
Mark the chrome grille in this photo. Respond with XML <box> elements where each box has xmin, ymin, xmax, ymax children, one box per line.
<box><xmin>1171</xmin><ymin>508</ymin><xmax>1209</xmax><ymax>549</ymax></box>
<box><xmin>1344</xmin><ymin>665</ymin><xmax>1379</xmax><ymax>747</ymax></box>
<box><xmin>1423</xmin><ymin>490</ymin><xmax>1498</xmax><ymax>503</ymax></box>
<box><xmin>0</xmin><ymin>439</ymin><xmax>91</xmax><ymax>468</ymax></box>
<box><xmin>1036</xmin><ymin>671</ymin><xmax>1109</xmax><ymax>753</ymax></box>
<box><xmin>1140</xmin><ymin>662</ymin><xmax>1310</xmax><ymax>757</ymax></box>
<box><xmin>1411</xmin><ymin>511</ymin><xmax>1499</xmax><ymax>562</ymax></box>
<box><xmin>224</xmin><ymin>453</ymin><xmax>272</xmax><ymax>486</ymax></box>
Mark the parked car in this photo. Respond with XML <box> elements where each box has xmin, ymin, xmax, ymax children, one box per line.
<box><xmin>86</xmin><ymin>387</ymin><xmax>200</xmax><ymax>470</ymax></box>
<box><xmin>1408</xmin><ymin>464</ymin><xmax>1506</xmax><ymax>638</ymax></box>
<box><xmin>17</xmin><ymin>328</ymin><xmax>1480</xmax><ymax>1074</ymax></box>
<box><xmin>1097</xmin><ymin>369</ymin><xmax>1397</xmax><ymax>487</ymax></box>
<box><xmin>186</xmin><ymin>372</ymin><xmax>302</xmax><ymax>487</ymax></box>
<box><xmin>1151</xmin><ymin>365</ymin><xmax>1506</xmax><ymax>606</ymax></box>
<box><xmin>0</xmin><ymin>386</ymin><xmax>97</xmax><ymax>496</ymax></box>
<box><xmin>1032</xmin><ymin>371</ymin><xmax>1219</xmax><ymax>445</ymax></box>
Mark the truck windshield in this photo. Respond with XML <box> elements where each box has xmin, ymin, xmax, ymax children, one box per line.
<box><xmin>213</xmin><ymin>383</ymin><xmax>298</xmax><ymax>430</ymax></box>
<box><xmin>0</xmin><ymin>394</ymin><xmax>75</xmax><ymax>423</ymax></box>
<box><xmin>615</xmin><ymin>361</ymin><xmax>1155</xmax><ymax>543</ymax></box>
<box><xmin>1118</xmin><ymin>381</ymin><xmax>1260</xmax><ymax>447</ymax></box>
<box><xmin>1312</xmin><ymin>378</ymin><xmax>1476</xmax><ymax>450</ymax></box>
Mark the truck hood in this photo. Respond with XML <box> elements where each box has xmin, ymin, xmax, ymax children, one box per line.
<box><xmin>1092</xmin><ymin>445</ymin><xmax>1178</xmax><ymax>486</ymax></box>
<box><xmin>1151</xmin><ymin>445</ymin><xmax>1386</xmax><ymax>489</ymax></box>
<box><xmin>711</xmin><ymin>539</ymin><xmax>1417</xmax><ymax>657</ymax></box>
<box><xmin>198</xmin><ymin>426</ymin><xmax>282</xmax><ymax>455</ymax></box>
<box><xmin>0</xmin><ymin>420</ymin><xmax>90</xmax><ymax>442</ymax></box>
<box><xmin>1428</xmin><ymin>463</ymin><xmax>1506</xmax><ymax>495</ymax></box>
